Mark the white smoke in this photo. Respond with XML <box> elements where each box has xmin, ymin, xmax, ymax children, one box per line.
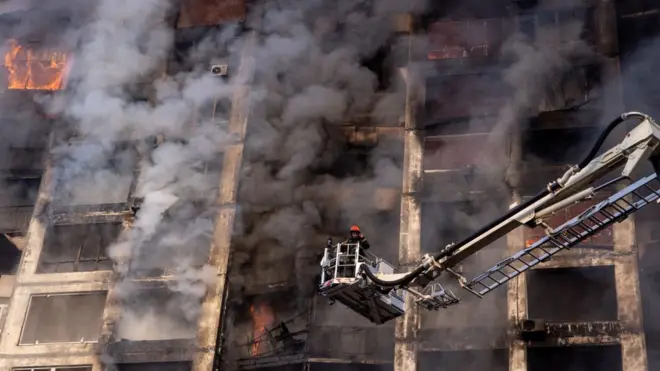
<box><xmin>15</xmin><ymin>0</ymin><xmax>423</xmax><ymax>352</ymax></box>
<box><xmin>31</xmin><ymin>0</ymin><xmax>237</xmax><ymax>343</ymax></box>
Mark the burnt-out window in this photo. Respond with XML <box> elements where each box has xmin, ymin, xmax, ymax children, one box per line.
<box><xmin>534</xmin><ymin>64</ymin><xmax>602</xmax><ymax>113</ymax></box>
<box><xmin>326</xmin><ymin>150</ymin><xmax>371</xmax><ymax>178</ymax></box>
<box><xmin>527</xmin><ymin>345</ymin><xmax>622</xmax><ymax>371</ymax></box>
<box><xmin>420</xmin><ymin>350</ymin><xmax>507</xmax><ymax>371</ymax></box>
<box><xmin>0</xmin><ymin>234</ymin><xmax>22</xmax><ymax>274</ymax></box>
<box><xmin>425</xmin><ymin>74</ymin><xmax>507</xmax><ymax>121</ymax></box>
<box><xmin>53</xmin><ymin>142</ymin><xmax>137</xmax><ymax>206</ymax></box>
<box><xmin>197</xmin><ymin>97</ymin><xmax>232</xmax><ymax>126</ymax></box>
<box><xmin>424</xmin><ymin>134</ymin><xmax>501</xmax><ymax>170</ymax></box>
<box><xmin>177</xmin><ymin>0</ymin><xmax>245</xmax><ymax>28</ymax></box>
<box><xmin>0</xmin><ymin>178</ymin><xmax>40</xmax><ymax>207</ymax></box>
<box><xmin>519</xmin><ymin>15</ymin><xmax>536</xmax><ymax>40</ymax></box>
<box><xmin>527</xmin><ymin>266</ymin><xmax>618</xmax><ymax>322</ymax></box>
<box><xmin>428</xmin><ymin>18</ymin><xmax>513</xmax><ymax>60</ymax></box>
<box><xmin>20</xmin><ymin>292</ymin><xmax>107</xmax><ymax>345</ymax></box>
<box><xmin>5</xmin><ymin>147</ymin><xmax>45</xmax><ymax>171</ymax></box>
<box><xmin>361</xmin><ymin>41</ymin><xmax>393</xmax><ymax>91</ymax></box>
<box><xmin>421</xmin><ymin>199</ymin><xmax>506</xmax><ymax>255</ymax></box>
<box><xmin>116</xmin><ymin>363</ymin><xmax>191</xmax><ymax>371</ymax></box>
<box><xmin>38</xmin><ymin>223</ymin><xmax>121</xmax><ymax>273</ymax></box>
<box><xmin>522</xmin><ymin>127</ymin><xmax>595</xmax><ymax>166</ymax></box>
<box><xmin>422</xmin><ymin>201</ymin><xmax>475</xmax><ymax>254</ymax></box>
<box><xmin>14</xmin><ymin>367</ymin><xmax>92</xmax><ymax>371</ymax></box>
<box><xmin>116</xmin><ymin>289</ymin><xmax>199</xmax><ymax>341</ymax></box>
<box><xmin>534</xmin><ymin>7</ymin><xmax>596</xmax><ymax>46</ymax></box>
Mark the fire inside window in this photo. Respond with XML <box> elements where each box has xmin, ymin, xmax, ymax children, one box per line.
<box><xmin>3</xmin><ymin>39</ymin><xmax>68</xmax><ymax>91</ymax></box>
<box><xmin>249</xmin><ymin>302</ymin><xmax>274</xmax><ymax>356</ymax></box>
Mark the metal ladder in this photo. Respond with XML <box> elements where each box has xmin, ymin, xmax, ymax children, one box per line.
<box><xmin>463</xmin><ymin>173</ymin><xmax>660</xmax><ymax>298</ymax></box>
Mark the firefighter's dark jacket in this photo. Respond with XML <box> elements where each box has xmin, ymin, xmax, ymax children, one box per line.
<box><xmin>344</xmin><ymin>236</ymin><xmax>370</xmax><ymax>250</ymax></box>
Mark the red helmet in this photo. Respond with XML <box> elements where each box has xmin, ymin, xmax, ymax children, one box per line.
<box><xmin>350</xmin><ymin>225</ymin><xmax>361</xmax><ymax>232</ymax></box>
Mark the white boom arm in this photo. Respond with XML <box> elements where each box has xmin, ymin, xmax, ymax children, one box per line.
<box><xmin>362</xmin><ymin>112</ymin><xmax>660</xmax><ymax>289</ymax></box>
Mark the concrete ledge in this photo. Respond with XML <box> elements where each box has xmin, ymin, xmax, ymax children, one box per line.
<box><xmin>104</xmin><ymin>339</ymin><xmax>196</xmax><ymax>363</ymax></box>
<box><xmin>419</xmin><ymin>326</ymin><xmax>509</xmax><ymax>351</ymax></box>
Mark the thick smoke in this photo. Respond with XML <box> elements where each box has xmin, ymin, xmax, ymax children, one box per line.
<box><xmin>27</xmin><ymin>0</ymin><xmax>425</xmax><ymax>352</ymax></box>
<box><xmin>35</xmin><ymin>0</ymin><xmax>237</xmax><ymax>342</ymax></box>
<box><xmin>9</xmin><ymin>0</ymin><xmax>651</xmax><ymax>368</ymax></box>
<box><xmin>216</xmin><ymin>0</ymin><xmax>428</xmax><ymax>362</ymax></box>
<box><xmin>213</xmin><ymin>3</ymin><xmax>431</xmax><ymax>364</ymax></box>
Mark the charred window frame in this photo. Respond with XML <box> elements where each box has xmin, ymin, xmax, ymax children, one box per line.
<box><xmin>176</xmin><ymin>0</ymin><xmax>246</xmax><ymax>28</ymax></box>
<box><xmin>539</xmin><ymin>63</ymin><xmax>602</xmax><ymax>112</ymax></box>
<box><xmin>197</xmin><ymin>96</ymin><xmax>232</xmax><ymax>127</ymax></box>
<box><xmin>423</xmin><ymin>133</ymin><xmax>502</xmax><ymax>171</ymax></box>
<box><xmin>52</xmin><ymin>141</ymin><xmax>138</xmax><ymax>206</ymax></box>
<box><xmin>5</xmin><ymin>146</ymin><xmax>45</xmax><ymax>172</ymax></box>
<box><xmin>0</xmin><ymin>176</ymin><xmax>41</xmax><ymax>207</ymax></box>
<box><xmin>37</xmin><ymin>223</ymin><xmax>121</xmax><ymax>273</ymax></box>
<box><xmin>19</xmin><ymin>292</ymin><xmax>107</xmax><ymax>345</ymax></box>
<box><xmin>424</xmin><ymin>72</ymin><xmax>507</xmax><ymax>122</ymax></box>
<box><xmin>519</xmin><ymin>124</ymin><xmax>600</xmax><ymax>193</ymax></box>
<box><xmin>360</xmin><ymin>38</ymin><xmax>395</xmax><ymax>91</ymax></box>
<box><xmin>527</xmin><ymin>345</ymin><xmax>622</xmax><ymax>371</ymax></box>
<box><xmin>522</xmin><ymin>126</ymin><xmax>597</xmax><ymax>166</ymax></box>
<box><xmin>527</xmin><ymin>266</ymin><xmax>618</xmax><ymax>322</ymax></box>
<box><xmin>427</xmin><ymin>18</ymin><xmax>514</xmax><ymax>61</ymax></box>
<box><xmin>520</xmin><ymin>7</ymin><xmax>596</xmax><ymax>45</ymax></box>
<box><xmin>169</xmin><ymin>25</ymin><xmax>239</xmax><ymax>75</ymax></box>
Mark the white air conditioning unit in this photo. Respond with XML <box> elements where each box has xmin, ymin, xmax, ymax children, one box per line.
<box><xmin>211</xmin><ymin>64</ymin><xmax>228</xmax><ymax>76</ymax></box>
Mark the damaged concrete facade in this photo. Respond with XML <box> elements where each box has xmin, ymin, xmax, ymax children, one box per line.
<box><xmin>0</xmin><ymin>1</ymin><xmax>660</xmax><ymax>371</ymax></box>
<box><xmin>0</xmin><ymin>1</ymin><xmax>248</xmax><ymax>371</ymax></box>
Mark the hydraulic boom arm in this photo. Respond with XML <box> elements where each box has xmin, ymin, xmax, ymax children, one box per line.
<box><xmin>361</xmin><ymin>112</ymin><xmax>660</xmax><ymax>291</ymax></box>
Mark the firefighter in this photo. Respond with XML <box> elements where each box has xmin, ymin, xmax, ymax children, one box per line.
<box><xmin>336</xmin><ymin>225</ymin><xmax>370</xmax><ymax>278</ymax></box>
<box><xmin>345</xmin><ymin>225</ymin><xmax>370</xmax><ymax>250</ymax></box>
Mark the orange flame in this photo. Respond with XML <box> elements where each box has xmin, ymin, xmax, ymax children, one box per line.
<box><xmin>4</xmin><ymin>39</ymin><xmax>68</xmax><ymax>91</ymax></box>
<box><xmin>249</xmin><ymin>303</ymin><xmax>274</xmax><ymax>356</ymax></box>
<box><xmin>525</xmin><ymin>238</ymin><xmax>539</xmax><ymax>248</ymax></box>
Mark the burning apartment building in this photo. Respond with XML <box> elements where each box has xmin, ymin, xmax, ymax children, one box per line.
<box><xmin>0</xmin><ymin>0</ymin><xmax>659</xmax><ymax>371</ymax></box>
